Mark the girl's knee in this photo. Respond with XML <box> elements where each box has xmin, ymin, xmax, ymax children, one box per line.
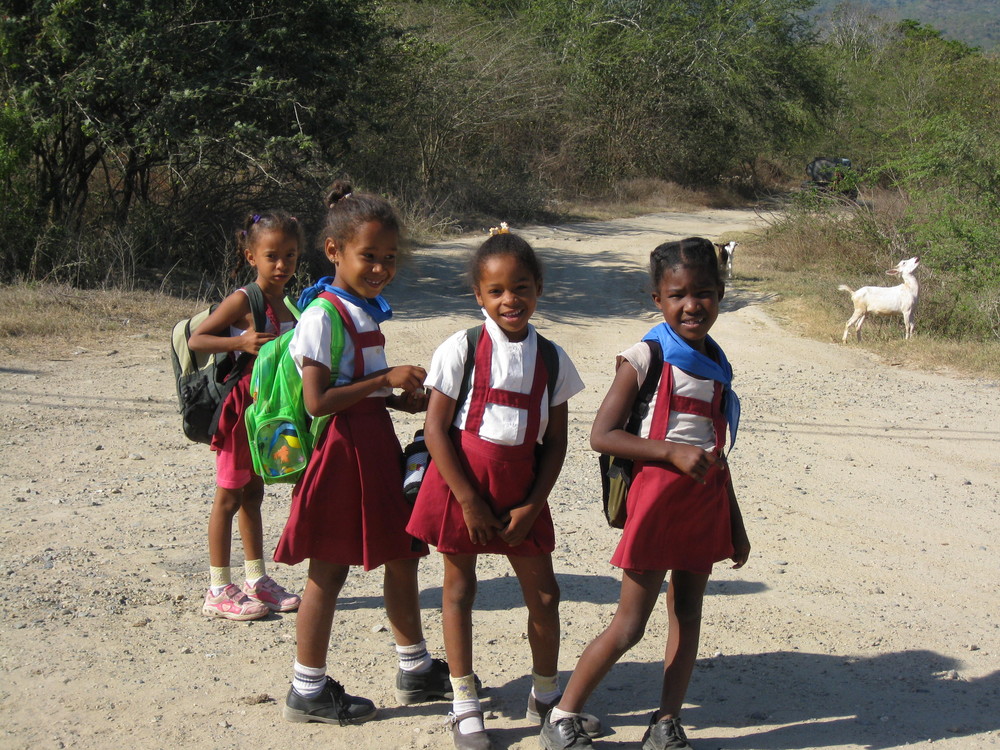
<box><xmin>671</xmin><ymin>595</ymin><xmax>704</xmax><ymax>625</ymax></box>
<box><xmin>212</xmin><ymin>488</ymin><xmax>242</xmax><ymax>515</ymax></box>
<box><xmin>308</xmin><ymin>561</ymin><xmax>350</xmax><ymax>591</ymax></box>
<box><xmin>444</xmin><ymin>574</ymin><xmax>477</xmax><ymax>610</ymax></box>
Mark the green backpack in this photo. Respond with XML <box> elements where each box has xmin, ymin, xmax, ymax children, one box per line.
<box><xmin>245</xmin><ymin>297</ymin><xmax>345</xmax><ymax>484</ymax></box>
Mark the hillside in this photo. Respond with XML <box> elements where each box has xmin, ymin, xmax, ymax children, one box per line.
<box><xmin>812</xmin><ymin>0</ymin><xmax>1000</xmax><ymax>50</ymax></box>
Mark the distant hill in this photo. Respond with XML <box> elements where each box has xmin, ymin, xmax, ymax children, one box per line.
<box><xmin>811</xmin><ymin>0</ymin><xmax>999</xmax><ymax>51</ymax></box>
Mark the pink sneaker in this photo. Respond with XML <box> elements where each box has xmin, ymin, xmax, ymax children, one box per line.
<box><xmin>202</xmin><ymin>584</ymin><xmax>269</xmax><ymax>621</ymax></box>
<box><xmin>242</xmin><ymin>575</ymin><xmax>301</xmax><ymax>612</ymax></box>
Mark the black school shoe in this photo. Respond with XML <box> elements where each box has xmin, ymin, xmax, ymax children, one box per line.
<box><xmin>539</xmin><ymin>710</ymin><xmax>593</xmax><ymax>750</ymax></box>
<box><xmin>641</xmin><ymin>713</ymin><xmax>692</xmax><ymax>750</ymax></box>
<box><xmin>282</xmin><ymin>677</ymin><xmax>377</xmax><ymax>725</ymax></box>
<box><xmin>396</xmin><ymin>659</ymin><xmax>482</xmax><ymax>704</ymax></box>
<box><xmin>527</xmin><ymin>693</ymin><xmax>602</xmax><ymax>737</ymax></box>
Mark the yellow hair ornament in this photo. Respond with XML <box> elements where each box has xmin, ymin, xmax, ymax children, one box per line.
<box><xmin>489</xmin><ymin>222</ymin><xmax>510</xmax><ymax>236</ymax></box>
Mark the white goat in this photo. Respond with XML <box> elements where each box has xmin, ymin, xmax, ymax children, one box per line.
<box><xmin>714</xmin><ymin>241</ymin><xmax>738</xmax><ymax>278</ymax></box>
<box><xmin>839</xmin><ymin>256</ymin><xmax>920</xmax><ymax>343</ymax></box>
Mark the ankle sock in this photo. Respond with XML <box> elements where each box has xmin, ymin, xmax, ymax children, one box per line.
<box><xmin>531</xmin><ymin>669</ymin><xmax>561</xmax><ymax>704</ymax></box>
<box><xmin>209</xmin><ymin>566</ymin><xmax>231</xmax><ymax>593</ymax></box>
<box><xmin>550</xmin><ymin>707</ymin><xmax>580</xmax><ymax>722</ymax></box>
<box><xmin>292</xmin><ymin>661</ymin><xmax>326</xmax><ymax>699</ymax></box>
<box><xmin>396</xmin><ymin>640</ymin><xmax>433</xmax><ymax>673</ymax></box>
<box><xmin>244</xmin><ymin>559</ymin><xmax>266</xmax><ymax>585</ymax></box>
<box><xmin>450</xmin><ymin>674</ymin><xmax>483</xmax><ymax>734</ymax></box>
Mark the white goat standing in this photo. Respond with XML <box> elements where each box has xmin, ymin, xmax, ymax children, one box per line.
<box><xmin>839</xmin><ymin>256</ymin><xmax>920</xmax><ymax>343</ymax></box>
<box><xmin>714</xmin><ymin>241</ymin><xmax>738</xmax><ymax>278</ymax></box>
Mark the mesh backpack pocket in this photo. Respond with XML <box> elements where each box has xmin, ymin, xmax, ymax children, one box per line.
<box><xmin>245</xmin><ymin>297</ymin><xmax>344</xmax><ymax>484</ymax></box>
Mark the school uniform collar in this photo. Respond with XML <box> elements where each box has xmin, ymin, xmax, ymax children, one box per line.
<box><xmin>481</xmin><ymin>309</ymin><xmax>536</xmax><ymax>349</ymax></box>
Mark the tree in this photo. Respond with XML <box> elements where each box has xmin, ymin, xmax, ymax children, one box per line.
<box><xmin>0</xmin><ymin>0</ymin><xmax>389</xmax><ymax>281</ymax></box>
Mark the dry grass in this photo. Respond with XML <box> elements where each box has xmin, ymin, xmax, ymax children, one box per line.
<box><xmin>556</xmin><ymin>178</ymin><xmax>751</xmax><ymax>221</ymax></box>
<box><xmin>734</xmin><ymin>234</ymin><xmax>1000</xmax><ymax>381</ymax></box>
<box><xmin>0</xmin><ymin>284</ymin><xmax>197</xmax><ymax>357</ymax></box>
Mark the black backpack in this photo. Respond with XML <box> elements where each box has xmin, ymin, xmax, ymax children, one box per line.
<box><xmin>598</xmin><ymin>340</ymin><xmax>663</xmax><ymax>528</ymax></box>
<box><xmin>169</xmin><ymin>283</ymin><xmax>268</xmax><ymax>444</ymax></box>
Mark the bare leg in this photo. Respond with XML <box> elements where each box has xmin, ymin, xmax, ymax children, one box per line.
<box><xmin>442</xmin><ymin>553</ymin><xmax>478</xmax><ymax>677</ymax></box>
<box><xmin>208</xmin><ymin>486</ymin><xmax>242</xmax><ymax>568</ymax></box>
<box><xmin>296</xmin><ymin>558</ymin><xmax>350</xmax><ymax>667</ymax></box>
<box><xmin>384</xmin><ymin>557</ymin><xmax>424</xmax><ymax>646</ymax></box>
<box><xmin>508</xmin><ymin>554</ymin><xmax>561</xmax><ymax>678</ymax></box>
<box><xmin>657</xmin><ymin>570</ymin><xmax>710</xmax><ymax>718</ymax></box>
<box><xmin>236</xmin><ymin>476</ymin><xmax>265</xmax><ymax>563</ymax></box>
<box><xmin>557</xmin><ymin>569</ymin><xmax>666</xmax><ymax>713</ymax></box>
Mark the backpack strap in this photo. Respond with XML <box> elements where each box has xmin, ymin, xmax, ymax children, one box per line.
<box><xmin>625</xmin><ymin>340</ymin><xmax>662</xmax><ymax>434</ymax></box>
<box><xmin>455</xmin><ymin>326</ymin><xmax>560</xmax><ymax>410</ymax></box>
<box><xmin>306</xmin><ymin>297</ymin><xmax>347</xmax><ymax>382</ymax></box>
<box><xmin>535</xmin><ymin>333</ymin><xmax>560</xmax><ymax>403</ymax></box>
<box><xmin>454</xmin><ymin>325</ymin><xmax>482</xmax><ymax>411</ymax></box>
<box><xmin>242</xmin><ymin>282</ymin><xmax>269</xmax><ymax>333</ymax></box>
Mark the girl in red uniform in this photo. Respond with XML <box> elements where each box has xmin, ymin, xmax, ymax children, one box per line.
<box><xmin>188</xmin><ymin>210</ymin><xmax>302</xmax><ymax>621</ymax></box>
<box><xmin>275</xmin><ymin>182</ymin><xmax>449</xmax><ymax>726</ymax></box>
<box><xmin>539</xmin><ymin>237</ymin><xmax>751</xmax><ymax>750</ymax></box>
<box><xmin>407</xmin><ymin>228</ymin><xmax>587</xmax><ymax>750</ymax></box>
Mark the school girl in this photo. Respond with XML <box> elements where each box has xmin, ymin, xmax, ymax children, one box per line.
<box><xmin>539</xmin><ymin>237</ymin><xmax>751</xmax><ymax>750</ymax></box>
<box><xmin>274</xmin><ymin>182</ymin><xmax>451</xmax><ymax>725</ymax></box>
<box><xmin>407</xmin><ymin>227</ymin><xmax>590</xmax><ymax>750</ymax></box>
<box><xmin>188</xmin><ymin>210</ymin><xmax>303</xmax><ymax>621</ymax></box>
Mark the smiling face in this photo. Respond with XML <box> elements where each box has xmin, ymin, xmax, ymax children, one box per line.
<box><xmin>473</xmin><ymin>253</ymin><xmax>541</xmax><ymax>342</ymax></box>
<box><xmin>245</xmin><ymin>228</ymin><xmax>299</xmax><ymax>292</ymax></box>
<box><xmin>652</xmin><ymin>265</ymin><xmax>723</xmax><ymax>353</ymax></box>
<box><xmin>327</xmin><ymin>220</ymin><xmax>399</xmax><ymax>299</ymax></box>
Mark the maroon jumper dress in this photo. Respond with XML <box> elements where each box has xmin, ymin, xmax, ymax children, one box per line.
<box><xmin>610</xmin><ymin>364</ymin><xmax>734</xmax><ymax>574</ymax></box>
<box><xmin>406</xmin><ymin>326</ymin><xmax>555</xmax><ymax>556</ymax></box>
<box><xmin>274</xmin><ymin>293</ymin><xmax>426</xmax><ymax>570</ymax></box>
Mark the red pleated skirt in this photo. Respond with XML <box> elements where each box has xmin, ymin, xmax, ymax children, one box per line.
<box><xmin>274</xmin><ymin>398</ymin><xmax>427</xmax><ymax>571</ymax></box>
<box><xmin>210</xmin><ymin>370</ymin><xmax>254</xmax><ymax>488</ymax></box>
<box><xmin>610</xmin><ymin>460</ymin><xmax>733</xmax><ymax>574</ymax></box>
<box><xmin>407</xmin><ymin>429</ymin><xmax>554</xmax><ymax>556</ymax></box>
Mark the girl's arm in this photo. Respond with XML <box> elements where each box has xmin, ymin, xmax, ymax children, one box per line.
<box><xmin>499</xmin><ymin>400</ymin><xmax>568</xmax><ymax>547</ymax></box>
<box><xmin>301</xmin><ymin>360</ymin><xmax>426</xmax><ymax>418</ymax></box>
<box><xmin>727</xmin><ymin>478</ymin><xmax>751</xmax><ymax>569</ymax></box>
<box><xmin>423</xmin><ymin>388</ymin><xmax>504</xmax><ymax>545</ymax></box>
<box><xmin>590</xmin><ymin>360</ymin><xmax>718</xmax><ymax>482</ymax></box>
<box><xmin>188</xmin><ymin>292</ymin><xmax>274</xmax><ymax>355</ymax></box>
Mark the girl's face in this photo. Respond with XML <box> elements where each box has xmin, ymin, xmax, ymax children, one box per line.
<box><xmin>652</xmin><ymin>265</ymin><xmax>722</xmax><ymax>353</ymax></box>
<box><xmin>473</xmin><ymin>254</ymin><xmax>541</xmax><ymax>342</ymax></box>
<box><xmin>327</xmin><ymin>220</ymin><xmax>399</xmax><ymax>299</ymax></box>
<box><xmin>245</xmin><ymin>228</ymin><xmax>299</xmax><ymax>290</ymax></box>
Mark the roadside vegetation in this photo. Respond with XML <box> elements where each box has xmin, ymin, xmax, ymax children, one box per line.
<box><xmin>1</xmin><ymin>1</ymin><xmax>997</xmax><ymax>371</ymax></box>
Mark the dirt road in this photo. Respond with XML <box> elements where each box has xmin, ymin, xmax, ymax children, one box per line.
<box><xmin>2</xmin><ymin>210</ymin><xmax>998</xmax><ymax>749</ymax></box>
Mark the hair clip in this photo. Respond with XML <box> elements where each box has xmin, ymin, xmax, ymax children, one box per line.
<box><xmin>489</xmin><ymin>222</ymin><xmax>510</xmax><ymax>236</ymax></box>
<box><xmin>252</xmin><ymin>214</ymin><xmax>261</xmax><ymax>224</ymax></box>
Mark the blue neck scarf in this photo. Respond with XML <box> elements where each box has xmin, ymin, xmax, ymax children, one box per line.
<box><xmin>642</xmin><ymin>322</ymin><xmax>740</xmax><ymax>450</ymax></box>
<box><xmin>297</xmin><ymin>276</ymin><xmax>393</xmax><ymax>324</ymax></box>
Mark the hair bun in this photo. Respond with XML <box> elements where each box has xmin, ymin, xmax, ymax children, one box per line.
<box><xmin>325</xmin><ymin>179</ymin><xmax>354</xmax><ymax>209</ymax></box>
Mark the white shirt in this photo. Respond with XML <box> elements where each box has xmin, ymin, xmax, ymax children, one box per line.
<box><xmin>618</xmin><ymin>341</ymin><xmax>716</xmax><ymax>451</ymax></box>
<box><xmin>288</xmin><ymin>296</ymin><xmax>391</xmax><ymax>397</ymax></box>
<box><xmin>425</xmin><ymin>314</ymin><xmax>584</xmax><ymax>446</ymax></box>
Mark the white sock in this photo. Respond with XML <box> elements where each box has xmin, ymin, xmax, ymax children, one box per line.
<box><xmin>292</xmin><ymin>661</ymin><xmax>326</xmax><ymax>699</ymax></box>
<box><xmin>209</xmin><ymin>565</ymin><xmax>231</xmax><ymax>592</ymax></box>
<box><xmin>550</xmin><ymin>707</ymin><xmax>579</xmax><ymax>722</ymax></box>
<box><xmin>531</xmin><ymin>669</ymin><xmax>561</xmax><ymax>704</ymax></box>
<box><xmin>450</xmin><ymin>674</ymin><xmax>483</xmax><ymax>734</ymax></box>
<box><xmin>396</xmin><ymin>640</ymin><xmax>433</xmax><ymax>673</ymax></box>
<box><xmin>244</xmin><ymin>558</ymin><xmax>266</xmax><ymax>585</ymax></box>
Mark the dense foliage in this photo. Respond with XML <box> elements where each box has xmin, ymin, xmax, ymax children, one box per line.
<box><xmin>1</xmin><ymin>0</ymin><xmax>997</xmax><ymax>341</ymax></box>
